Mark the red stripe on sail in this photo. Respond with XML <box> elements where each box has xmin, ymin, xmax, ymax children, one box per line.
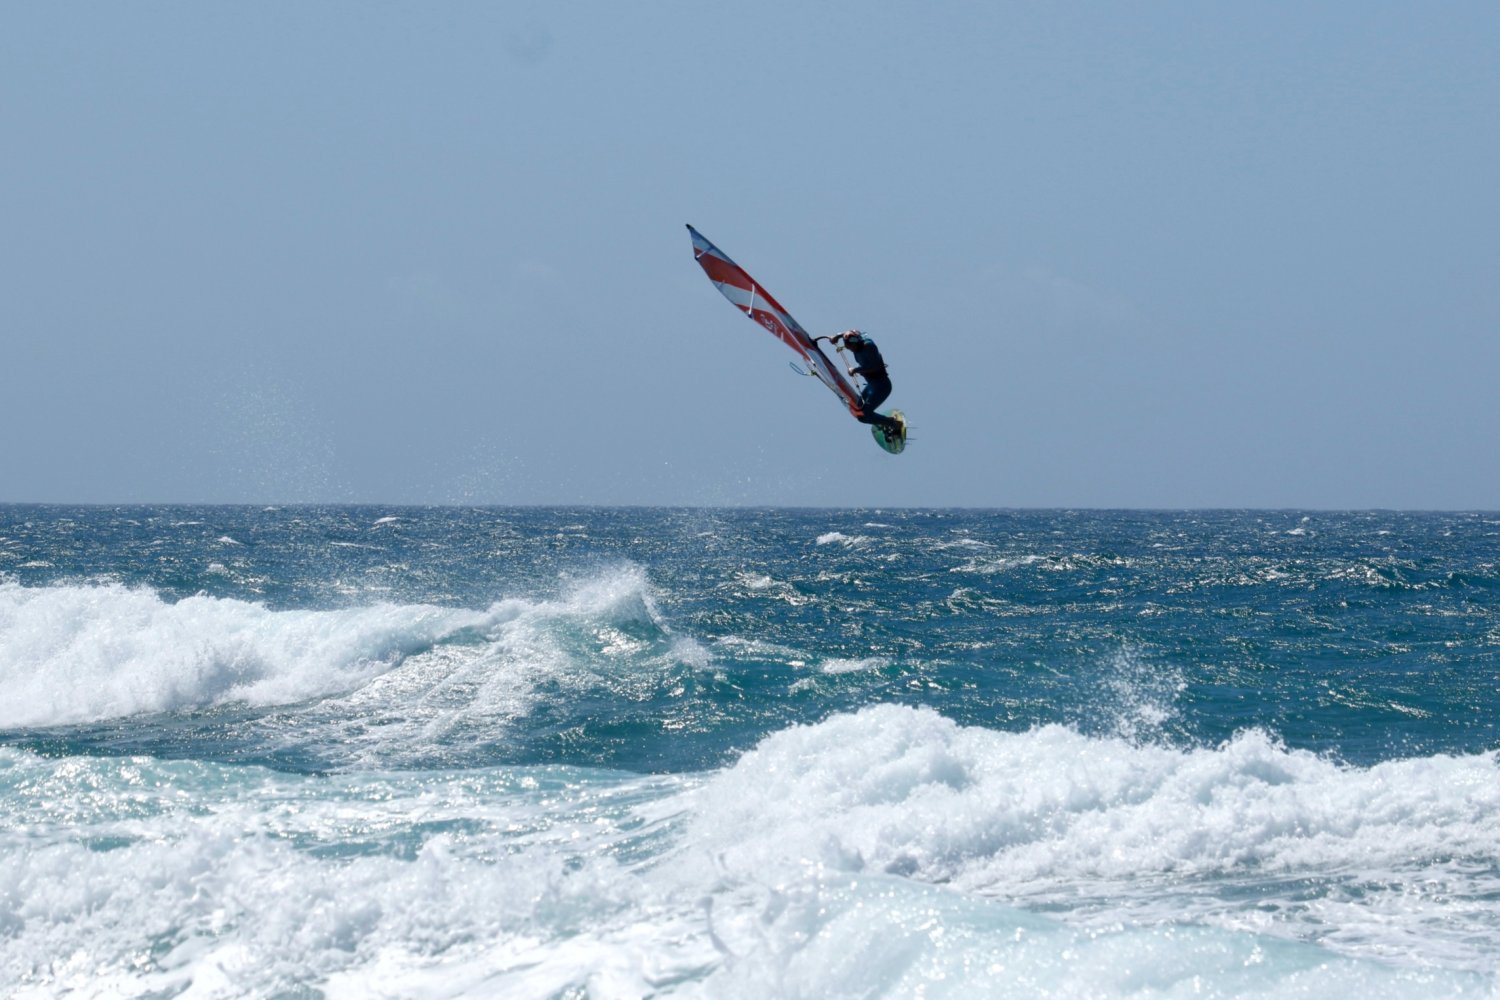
<box><xmin>687</xmin><ymin>225</ymin><xmax>863</xmax><ymax>413</ymax></box>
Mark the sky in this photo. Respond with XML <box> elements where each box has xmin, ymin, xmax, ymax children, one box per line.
<box><xmin>3</xmin><ymin>2</ymin><xmax>1497</xmax><ymax>508</ymax></box>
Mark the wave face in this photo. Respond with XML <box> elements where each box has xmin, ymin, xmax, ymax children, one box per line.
<box><xmin>3</xmin><ymin>506</ymin><xmax>1500</xmax><ymax>995</ymax></box>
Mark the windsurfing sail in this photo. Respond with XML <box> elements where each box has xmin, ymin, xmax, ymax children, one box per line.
<box><xmin>686</xmin><ymin>224</ymin><xmax>862</xmax><ymax>414</ymax></box>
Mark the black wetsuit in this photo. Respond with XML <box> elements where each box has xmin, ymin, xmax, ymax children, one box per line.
<box><xmin>844</xmin><ymin>337</ymin><xmax>900</xmax><ymax>434</ymax></box>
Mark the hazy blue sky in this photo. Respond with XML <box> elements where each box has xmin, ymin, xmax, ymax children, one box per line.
<box><xmin>4</xmin><ymin>2</ymin><xmax>1497</xmax><ymax>507</ymax></box>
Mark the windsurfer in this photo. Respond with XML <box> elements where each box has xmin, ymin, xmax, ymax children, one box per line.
<box><xmin>822</xmin><ymin>330</ymin><xmax>902</xmax><ymax>436</ymax></box>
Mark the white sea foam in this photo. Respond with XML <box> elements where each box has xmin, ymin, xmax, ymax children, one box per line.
<box><xmin>930</xmin><ymin>536</ymin><xmax>992</xmax><ymax>551</ymax></box>
<box><xmin>816</xmin><ymin>532</ymin><xmax>870</xmax><ymax>548</ymax></box>
<box><xmin>950</xmin><ymin>552</ymin><xmax>1050</xmax><ymax>574</ymax></box>
<box><xmin>0</xmin><ymin>582</ymin><xmax>476</xmax><ymax>728</ymax></box>
<box><xmin>682</xmin><ymin>705</ymin><xmax>1500</xmax><ymax>974</ymax></box>
<box><xmin>713</xmin><ymin>635</ymin><xmax>808</xmax><ymax>667</ymax></box>
<box><xmin>302</xmin><ymin>563</ymin><xmax>717</xmax><ymax>765</ymax></box>
<box><xmin>0</xmin><ymin>749</ymin><xmax>706</xmax><ymax>998</ymax></box>
<box><xmin>0</xmin><ymin>566</ymin><xmax>676</xmax><ymax>732</ymax></box>
<box><xmin>4</xmin><ymin>714</ymin><xmax>1496</xmax><ymax>997</ymax></box>
<box><xmin>820</xmin><ymin>655</ymin><xmax>889</xmax><ymax>674</ymax></box>
<box><xmin>951</xmin><ymin>552</ymin><xmax>1137</xmax><ymax>575</ymax></box>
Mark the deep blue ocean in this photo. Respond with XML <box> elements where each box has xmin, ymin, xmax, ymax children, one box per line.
<box><xmin>3</xmin><ymin>506</ymin><xmax>1498</xmax><ymax>997</ymax></box>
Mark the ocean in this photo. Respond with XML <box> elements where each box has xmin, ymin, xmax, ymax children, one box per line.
<box><xmin>2</xmin><ymin>506</ymin><xmax>1498</xmax><ymax>998</ymax></box>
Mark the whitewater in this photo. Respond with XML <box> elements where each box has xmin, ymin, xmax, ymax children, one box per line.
<box><xmin>2</xmin><ymin>507</ymin><xmax>1498</xmax><ymax>997</ymax></box>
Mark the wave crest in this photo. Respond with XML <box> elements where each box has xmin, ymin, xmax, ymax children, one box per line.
<box><xmin>687</xmin><ymin>705</ymin><xmax>1500</xmax><ymax>896</ymax></box>
<box><xmin>0</xmin><ymin>566</ymin><xmax>680</xmax><ymax>732</ymax></box>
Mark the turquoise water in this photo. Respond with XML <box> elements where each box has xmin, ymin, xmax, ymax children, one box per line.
<box><xmin>2</xmin><ymin>506</ymin><xmax>1498</xmax><ymax>996</ymax></box>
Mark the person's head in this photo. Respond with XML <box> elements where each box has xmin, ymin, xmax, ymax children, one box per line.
<box><xmin>842</xmin><ymin>330</ymin><xmax>866</xmax><ymax>346</ymax></box>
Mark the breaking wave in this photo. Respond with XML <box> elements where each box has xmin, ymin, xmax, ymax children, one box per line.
<box><xmin>4</xmin><ymin>706</ymin><xmax>1498</xmax><ymax>995</ymax></box>
<box><xmin>0</xmin><ymin>567</ymin><xmax>684</xmax><ymax>732</ymax></box>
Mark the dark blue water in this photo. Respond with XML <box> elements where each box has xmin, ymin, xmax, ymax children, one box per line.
<box><xmin>5</xmin><ymin>506</ymin><xmax>1497</xmax><ymax>769</ymax></box>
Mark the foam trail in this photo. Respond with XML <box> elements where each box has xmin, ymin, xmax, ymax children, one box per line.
<box><xmin>299</xmin><ymin>564</ymin><xmax>703</xmax><ymax>764</ymax></box>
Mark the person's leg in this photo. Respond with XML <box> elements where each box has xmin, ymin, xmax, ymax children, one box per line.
<box><xmin>858</xmin><ymin>379</ymin><xmax>899</xmax><ymax>434</ymax></box>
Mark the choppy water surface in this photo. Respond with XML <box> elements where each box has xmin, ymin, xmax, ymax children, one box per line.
<box><xmin>2</xmin><ymin>507</ymin><xmax>1498</xmax><ymax>996</ymax></box>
